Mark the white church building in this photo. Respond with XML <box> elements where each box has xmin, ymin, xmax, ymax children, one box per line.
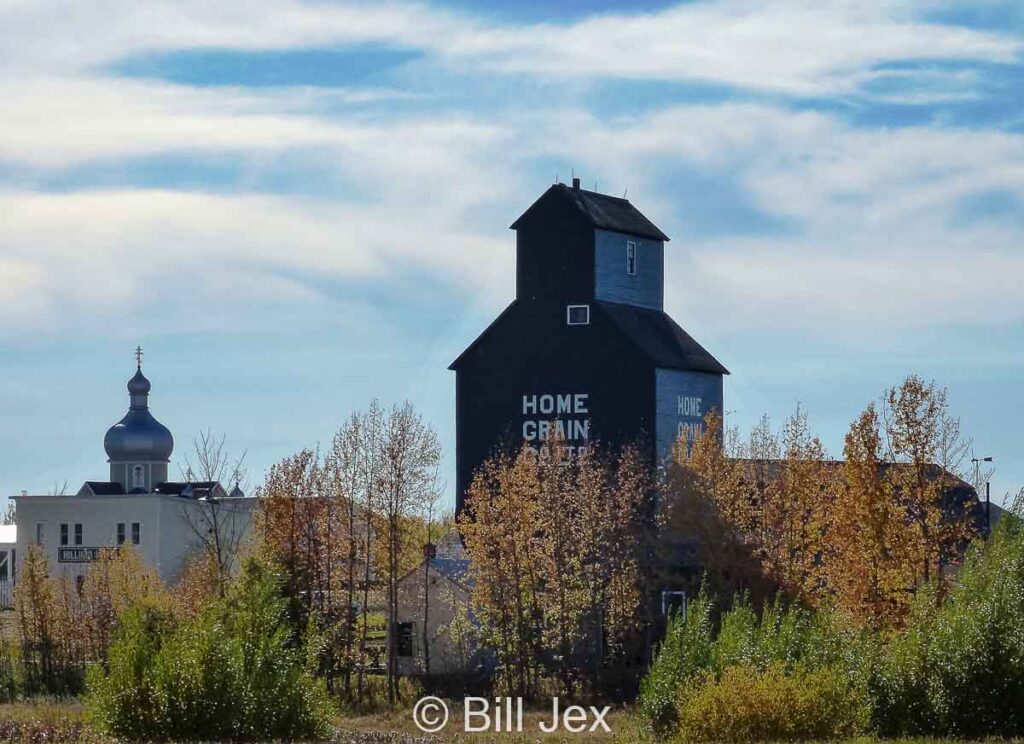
<box><xmin>1</xmin><ymin>355</ymin><xmax>256</xmax><ymax>602</ymax></box>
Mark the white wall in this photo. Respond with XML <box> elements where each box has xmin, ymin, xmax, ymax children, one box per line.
<box><xmin>13</xmin><ymin>493</ymin><xmax>255</xmax><ymax>584</ymax></box>
<box><xmin>395</xmin><ymin>562</ymin><xmax>475</xmax><ymax>676</ymax></box>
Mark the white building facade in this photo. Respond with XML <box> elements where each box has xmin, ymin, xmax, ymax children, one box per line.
<box><xmin>7</xmin><ymin>356</ymin><xmax>256</xmax><ymax>598</ymax></box>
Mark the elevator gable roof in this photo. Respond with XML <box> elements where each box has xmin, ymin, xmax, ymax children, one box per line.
<box><xmin>511</xmin><ymin>183</ymin><xmax>670</xmax><ymax>242</ymax></box>
<box><xmin>599</xmin><ymin>302</ymin><xmax>729</xmax><ymax>375</ymax></box>
<box><xmin>448</xmin><ymin>300</ymin><xmax>727</xmax><ymax>375</ymax></box>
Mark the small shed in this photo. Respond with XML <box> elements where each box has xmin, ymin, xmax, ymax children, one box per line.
<box><xmin>394</xmin><ymin>531</ymin><xmax>481</xmax><ymax>677</ymax></box>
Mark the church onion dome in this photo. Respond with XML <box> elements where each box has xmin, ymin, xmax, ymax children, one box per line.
<box><xmin>104</xmin><ymin>364</ymin><xmax>174</xmax><ymax>463</ymax></box>
<box><xmin>127</xmin><ymin>368</ymin><xmax>151</xmax><ymax>395</ymax></box>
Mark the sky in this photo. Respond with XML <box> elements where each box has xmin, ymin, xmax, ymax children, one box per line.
<box><xmin>1</xmin><ymin>0</ymin><xmax>1022</xmax><ymax>512</ymax></box>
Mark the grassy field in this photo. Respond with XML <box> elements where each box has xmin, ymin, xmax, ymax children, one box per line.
<box><xmin>0</xmin><ymin>698</ymin><xmax>1021</xmax><ymax>743</ymax></box>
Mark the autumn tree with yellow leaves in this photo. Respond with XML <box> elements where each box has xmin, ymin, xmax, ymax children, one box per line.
<box><xmin>459</xmin><ymin>436</ymin><xmax>652</xmax><ymax>698</ymax></box>
<box><xmin>665</xmin><ymin>375</ymin><xmax>979</xmax><ymax>630</ymax></box>
<box><xmin>881</xmin><ymin>374</ymin><xmax>976</xmax><ymax>600</ymax></box>
<box><xmin>829</xmin><ymin>403</ymin><xmax>919</xmax><ymax>629</ymax></box>
<box><xmin>15</xmin><ymin>544</ymin><xmax>167</xmax><ymax>694</ymax></box>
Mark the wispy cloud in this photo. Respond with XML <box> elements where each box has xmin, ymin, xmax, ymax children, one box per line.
<box><xmin>1</xmin><ymin>0</ymin><xmax>1023</xmax><ymax>501</ymax></box>
<box><xmin>0</xmin><ymin>188</ymin><xmax>513</xmax><ymax>336</ymax></box>
<box><xmin>538</xmin><ymin>103</ymin><xmax>1024</xmax><ymax>331</ymax></box>
<box><xmin>3</xmin><ymin>0</ymin><xmax>1018</xmax><ymax>95</ymax></box>
<box><xmin>0</xmin><ymin>5</ymin><xmax>1022</xmax><ymax>337</ymax></box>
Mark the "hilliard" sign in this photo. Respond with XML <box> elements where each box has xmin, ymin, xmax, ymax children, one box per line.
<box><xmin>57</xmin><ymin>546</ymin><xmax>115</xmax><ymax>563</ymax></box>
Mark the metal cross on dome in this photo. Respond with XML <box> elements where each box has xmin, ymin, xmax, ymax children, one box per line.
<box><xmin>135</xmin><ymin>345</ymin><xmax>144</xmax><ymax>369</ymax></box>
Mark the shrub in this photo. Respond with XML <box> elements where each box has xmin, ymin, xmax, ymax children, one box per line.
<box><xmin>86</xmin><ymin>561</ymin><xmax>334</xmax><ymax>741</ymax></box>
<box><xmin>637</xmin><ymin>590</ymin><xmax>871</xmax><ymax>736</ymax></box>
<box><xmin>871</xmin><ymin>512</ymin><xmax>1024</xmax><ymax>738</ymax></box>
<box><xmin>677</xmin><ymin>663</ymin><xmax>869</xmax><ymax>743</ymax></box>
<box><xmin>636</xmin><ymin>591</ymin><xmax>713</xmax><ymax>734</ymax></box>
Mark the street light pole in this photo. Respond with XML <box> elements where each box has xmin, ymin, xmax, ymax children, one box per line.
<box><xmin>972</xmin><ymin>456</ymin><xmax>994</xmax><ymax>537</ymax></box>
<box><xmin>986</xmin><ymin>480</ymin><xmax>992</xmax><ymax>536</ymax></box>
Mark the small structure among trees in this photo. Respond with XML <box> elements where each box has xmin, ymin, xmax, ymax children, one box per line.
<box><xmin>394</xmin><ymin>531</ymin><xmax>480</xmax><ymax>681</ymax></box>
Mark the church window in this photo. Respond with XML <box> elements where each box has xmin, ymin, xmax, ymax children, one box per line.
<box><xmin>567</xmin><ymin>304</ymin><xmax>590</xmax><ymax>326</ymax></box>
<box><xmin>60</xmin><ymin>523</ymin><xmax>68</xmax><ymax>546</ymax></box>
<box><xmin>626</xmin><ymin>241</ymin><xmax>637</xmax><ymax>275</ymax></box>
<box><xmin>132</xmin><ymin>522</ymin><xmax>141</xmax><ymax>545</ymax></box>
<box><xmin>74</xmin><ymin>523</ymin><xmax>82</xmax><ymax>546</ymax></box>
<box><xmin>132</xmin><ymin>465</ymin><xmax>145</xmax><ymax>490</ymax></box>
<box><xmin>116</xmin><ymin>522</ymin><xmax>125</xmax><ymax>545</ymax></box>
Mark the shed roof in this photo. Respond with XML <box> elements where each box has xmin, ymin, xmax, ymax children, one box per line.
<box><xmin>81</xmin><ymin>481</ymin><xmax>126</xmax><ymax>495</ymax></box>
<box><xmin>511</xmin><ymin>183</ymin><xmax>670</xmax><ymax>242</ymax></box>
<box><xmin>598</xmin><ymin>302</ymin><xmax>729</xmax><ymax>375</ymax></box>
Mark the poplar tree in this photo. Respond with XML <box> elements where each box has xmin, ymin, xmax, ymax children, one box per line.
<box><xmin>661</xmin><ymin>409</ymin><xmax>768</xmax><ymax>605</ymax></box>
<box><xmin>830</xmin><ymin>403</ymin><xmax>918</xmax><ymax>628</ymax></box>
<box><xmin>460</xmin><ymin>447</ymin><xmax>544</xmax><ymax>697</ymax></box>
<box><xmin>462</xmin><ymin>438</ymin><xmax>653</xmax><ymax>697</ymax></box>
<box><xmin>882</xmin><ymin>375</ymin><xmax>976</xmax><ymax>599</ymax></box>
<box><xmin>765</xmin><ymin>406</ymin><xmax>834</xmax><ymax>604</ymax></box>
<box><xmin>378</xmin><ymin>402</ymin><xmax>441</xmax><ymax>705</ymax></box>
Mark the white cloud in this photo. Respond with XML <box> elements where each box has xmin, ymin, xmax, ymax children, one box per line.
<box><xmin>463</xmin><ymin>0</ymin><xmax>1020</xmax><ymax>95</ymax></box>
<box><xmin>0</xmin><ymin>189</ymin><xmax>511</xmax><ymax>335</ymax></box>
<box><xmin>0</xmin><ymin>0</ymin><xmax>1021</xmax><ymax>340</ymax></box>
<box><xmin>0</xmin><ymin>77</ymin><xmax>507</xmax><ymax>175</ymax></box>
<box><xmin>1</xmin><ymin>0</ymin><xmax>1017</xmax><ymax>95</ymax></box>
<box><xmin>542</xmin><ymin>103</ymin><xmax>1024</xmax><ymax>331</ymax></box>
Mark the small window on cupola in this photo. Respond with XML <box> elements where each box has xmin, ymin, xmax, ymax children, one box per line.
<box><xmin>132</xmin><ymin>465</ymin><xmax>145</xmax><ymax>490</ymax></box>
<box><xmin>626</xmin><ymin>241</ymin><xmax>637</xmax><ymax>275</ymax></box>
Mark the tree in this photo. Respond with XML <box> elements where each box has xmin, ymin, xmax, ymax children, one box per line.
<box><xmin>1</xmin><ymin>500</ymin><xmax>14</xmax><ymax>526</ymax></box>
<box><xmin>461</xmin><ymin>437</ymin><xmax>654</xmax><ymax>698</ymax></box>
<box><xmin>882</xmin><ymin>375</ymin><xmax>976</xmax><ymax>599</ymax></box>
<box><xmin>435</xmin><ymin>583</ymin><xmax>478</xmax><ymax>683</ymax></box>
<box><xmin>829</xmin><ymin>403</ymin><xmax>918</xmax><ymax>629</ymax></box>
<box><xmin>378</xmin><ymin>402</ymin><xmax>441</xmax><ymax>704</ymax></box>
<box><xmin>760</xmin><ymin>406</ymin><xmax>834</xmax><ymax>605</ymax></box>
<box><xmin>179</xmin><ymin>430</ymin><xmax>251</xmax><ymax>596</ymax></box>
<box><xmin>256</xmin><ymin>448</ymin><xmax>322</xmax><ymax>631</ymax></box>
<box><xmin>354</xmin><ymin>400</ymin><xmax>384</xmax><ymax>702</ymax></box>
<box><xmin>322</xmin><ymin>411</ymin><xmax>362</xmax><ymax>695</ymax></box>
<box><xmin>660</xmin><ymin>409</ymin><xmax>768</xmax><ymax>606</ymax></box>
<box><xmin>80</xmin><ymin>546</ymin><xmax>164</xmax><ymax>663</ymax></box>
<box><xmin>667</xmin><ymin>407</ymin><xmax>834</xmax><ymax>607</ymax></box>
<box><xmin>419</xmin><ymin>464</ymin><xmax>444</xmax><ymax>677</ymax></box>
<box><xmin>15</xmin><ymin>545</ymin><xmax>58</xmax><ymax>693</ymax></box>
<box><xmin>574</xmin><ymin>443</ymin><xmax>652</xmax><ymax>689</ymax></box>
<box><xmin>460</xmin><ymin>446</ymin><xmax>544</xmax><ymax>698</ymax></box>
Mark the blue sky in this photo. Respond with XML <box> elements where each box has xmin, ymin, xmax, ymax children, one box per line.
<box><xmin>1</xmin><ymin>0</ymin><xmax>1022</xmax><ymax>511</ymax></box>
